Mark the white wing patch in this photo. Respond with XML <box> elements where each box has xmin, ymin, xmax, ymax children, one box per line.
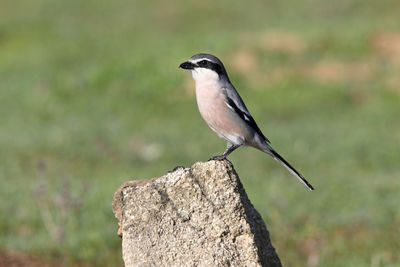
<box><xmin>225</xmin><ymin>102</ymin><xmax>235</xmax><ymax>111</ymax></box>
<box><xmin>243</xmin><ymin>114</ymin><xmax>250</xmax><ymax>122</ymax></box>
<box><xmin>225</xmin><ymin>98</ymin><xmax>251</xmax><ymax>122</ymax></box>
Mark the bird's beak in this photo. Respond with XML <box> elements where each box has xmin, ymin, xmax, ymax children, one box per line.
<box><xmin>179</xmin><ymin>61</ymin><xmax>196</xmax><ymax>70</ymax></box>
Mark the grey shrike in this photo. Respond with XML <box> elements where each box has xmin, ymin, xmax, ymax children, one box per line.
<box><xmin>179</xmin><ymin>53</ymin><xmax>314</xmax><ymax>190</ymax></box>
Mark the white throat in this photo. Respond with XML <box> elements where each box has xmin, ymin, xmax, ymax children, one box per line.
<box><xmin>190</xmin><ymin>68</ymin><xmax>219</xmax><ymax>85</ymax></box>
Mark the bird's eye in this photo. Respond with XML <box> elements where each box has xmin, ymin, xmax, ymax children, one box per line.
<box><xmin>199</xmin><ymin>60</ymin><xmax>208</xmax><ymax>66</ymax></box>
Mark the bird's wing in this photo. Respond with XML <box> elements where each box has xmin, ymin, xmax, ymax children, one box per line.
<box><xmin>222</xmin><ymin>86</ymin><xmax>270</xmax><ymax>144</ymax></box>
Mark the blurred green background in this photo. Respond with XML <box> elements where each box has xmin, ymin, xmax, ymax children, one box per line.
<box><xmin>1</xmin><ymin>0</ymin><xmax>399</xmax><ymax>266</ymax></box>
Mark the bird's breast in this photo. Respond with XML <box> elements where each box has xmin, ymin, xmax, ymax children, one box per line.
<box><xmin>195</xmin><ymin>81</ymin><xmax>223</xmax><ymax>120</ymax></box>
<box><xmin>195</xmin><ymin>82</ymin><xmax>250</xmax><ymax>144</ymax></box>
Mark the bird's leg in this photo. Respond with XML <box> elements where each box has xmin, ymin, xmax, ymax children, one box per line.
<box><xmin>209</xmin><ymin>143</ymin><xmax>240</xmax><ymax>161</ymax></box>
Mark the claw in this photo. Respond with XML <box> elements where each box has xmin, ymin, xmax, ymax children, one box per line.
<box><xmin>168</xmin><ymin>166</ymin><xmax>185</xmax><ymax>173</ymax></box>
<box><xmin>208</xmin><ymin>155</ymin><xmax>226</xmax><ymax>161</ymax></box>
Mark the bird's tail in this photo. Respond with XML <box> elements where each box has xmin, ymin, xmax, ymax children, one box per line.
<box><xmin>262</xmin><ymin>145</ymin><xmax>314</xmax><ymax>191</ymax></box>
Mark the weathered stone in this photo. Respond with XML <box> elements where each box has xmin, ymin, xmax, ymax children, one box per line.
<box><xmin>112</xmin><ymin>160</ymin><xmax>282</xmax><ymax>267</ymax></box>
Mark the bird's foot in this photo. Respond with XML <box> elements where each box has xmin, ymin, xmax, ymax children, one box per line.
<box><xmin>208</xmin><ymin>155</ymin><xmax>226</xmax><ymax>161</ymax></box>
<box><xmin>168</xmin><ymin>165</ymin><xmax>185</xmax><ymax>173</ymax></box>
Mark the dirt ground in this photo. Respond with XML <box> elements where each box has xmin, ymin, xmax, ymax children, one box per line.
<box><xmin>0</xmin><ymin>250</ymin><xmax>52</xmax><ymax>267</ymax></box>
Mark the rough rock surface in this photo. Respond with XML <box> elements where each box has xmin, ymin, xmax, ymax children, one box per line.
<box><xmin>112</xmin><ymin>160</ymin><xmax>282</xmax><ymax>267</ymax></box>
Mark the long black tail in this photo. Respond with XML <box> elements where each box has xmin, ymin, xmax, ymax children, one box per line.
<box><xmin>266</xmin><ymin>146</ymin><xmax>314</xmax><ymax>190</ymax></box>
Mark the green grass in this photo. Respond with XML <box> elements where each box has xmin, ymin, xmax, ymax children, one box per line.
<box><xmin>1</xmin><ymin>0</ymin><xmax>400</xmax><ymax>266</ymax></box>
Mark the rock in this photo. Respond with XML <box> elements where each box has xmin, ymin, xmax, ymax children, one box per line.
<box><xmin>112</xmin><ymin>160</ymin><xmax>282</xmax><ymax>267</ymax></box>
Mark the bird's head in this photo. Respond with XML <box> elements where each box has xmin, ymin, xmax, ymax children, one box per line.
<box><xmin>179</xmin><ymin>53</ymin><xmax>229</xmax><ymax>83</ymax></box>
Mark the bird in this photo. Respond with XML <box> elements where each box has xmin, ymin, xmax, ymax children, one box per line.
<box><xmin>179</xmin><ymin>53</ymin><xmax>314</xmax><ymax>190</ymax></box>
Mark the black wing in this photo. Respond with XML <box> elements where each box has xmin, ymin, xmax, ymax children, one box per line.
<box><xmin>223</xmin><ymin>88</ymin><xmax>271</xmax><ymax>144</ymax></box>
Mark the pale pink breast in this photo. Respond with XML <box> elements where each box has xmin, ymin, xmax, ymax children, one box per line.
<box><xmin>195</xmin><ymin>82</ymin><xmax>250</xmax><ymax>142</ymax></box>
